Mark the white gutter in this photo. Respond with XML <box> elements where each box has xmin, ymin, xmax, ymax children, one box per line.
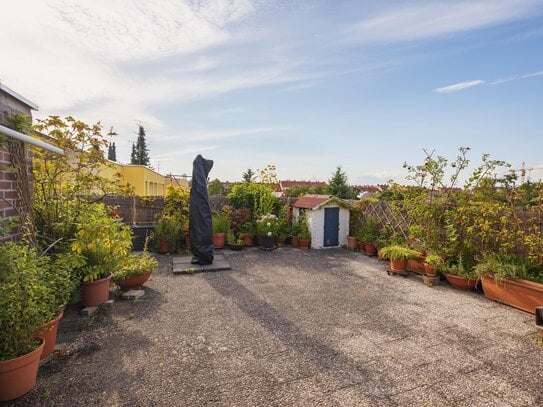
<box><xmin>0</xmin><ymin>124</ymin><xmax>64</xmax><ymax>155</ymax></box>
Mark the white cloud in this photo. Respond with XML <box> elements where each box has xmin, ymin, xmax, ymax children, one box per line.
<box><xmin>346</xmin><ymin>1</ymin><xmax>543</xmax><ymax>44</ymax></box>
<box><xmin>487</xmin><ymin>69</ymin><xmax>543</xmax><ymax>85</ymax></box>
<box><xmin>434</xmin><ymin>80</ymin><xmax>485</xmax><ymax>94</ymax></box>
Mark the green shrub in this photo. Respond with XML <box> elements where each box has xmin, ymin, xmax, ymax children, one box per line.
<box><xmin>212</xmin><ymin>213</ymin><xmax>231</xmax><ymax>234</ymax></box>
<box><xmin>474</xmin><ymin>253</ymin><xmax>543</xmax><ymax>283</ymax></box>
<box><xmin>0</xmin><ymin>243</ymin><xmax>82</xmax><ymax>360</ymax></box>
<box><xmin>113</xmin><ymin>252</ymin><xmax>158</xmax><ymax>284</ymax></box>
<box><xmin>380</xmin><ymin>246</ymin><xmax>420</xmax><ymax>261</ymax></box>
<box><xmin>155</xmin><ymin>215</ymin><xmax>183</xmax><ymax>250</ymax></box>
<box><xmin>71</xmin><ymin>204</ymin><xmax>133</xmax><ymax>282</ymax></box>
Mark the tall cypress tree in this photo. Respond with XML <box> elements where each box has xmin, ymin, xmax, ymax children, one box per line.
<box><xmin>130</xmin><ymin>125</ymin><xmax>150</xmax><ymax>166</ymax></box>
<box><xmin>130</xmin><ymin>142</ymin><xmax>137</xmax><ymax>164</ymax></box>
<box><xmin>108</xmin><ymin>142</ymin><xmax>117</xmax><ymax>161</ymax></box>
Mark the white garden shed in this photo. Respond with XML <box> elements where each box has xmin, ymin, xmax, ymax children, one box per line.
<box><xmin>291</xmin><ymin>195</ymin><xmax>350</xmax><ymax>249</ymax></box>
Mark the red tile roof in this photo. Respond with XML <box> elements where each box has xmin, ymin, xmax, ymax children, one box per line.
<box><xmin>291</xmin><ymin>194</ymin><xmax>333</xmax><ymax>209</ymax></box>
<box><xmin>280</xmin><ymin>180</ymin><xmax>327</xmax><ymax>189</ymax></box>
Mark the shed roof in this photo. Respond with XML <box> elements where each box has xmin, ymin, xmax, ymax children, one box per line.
<box><xmin>292</xmin><ymin>194</ymin><xmax>350</xmax><ymax>210</ymax></box>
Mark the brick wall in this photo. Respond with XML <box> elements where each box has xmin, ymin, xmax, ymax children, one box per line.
<box><xmin>0</xmin><ymin>95</ymin><xmax>33</xmax><ymax>243</ymax></box>
<box><xmin>0</xmin><ymin>146</ymin><xmax>19</xmax><ymax>242</ymax></box>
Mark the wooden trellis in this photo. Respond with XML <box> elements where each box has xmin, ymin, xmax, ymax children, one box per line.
<box><xmin>360</xmin><ymin>201</ymin><xmax>413</xmax><ymax>239</ymax></box>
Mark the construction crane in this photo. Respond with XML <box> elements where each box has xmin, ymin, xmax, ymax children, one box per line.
<box><xmin>517</xmin><ymin>162</ymin><xmax>543</xmax><ymax>184</ymax></box>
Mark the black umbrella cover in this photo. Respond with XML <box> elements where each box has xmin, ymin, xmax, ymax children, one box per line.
<box><xmin>189</xmin><ymin>155</ymin><xmax>214</xmax><ymax>265</ymax></box>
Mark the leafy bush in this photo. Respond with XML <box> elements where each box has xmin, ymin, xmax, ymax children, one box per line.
<box><xmin>442</xmin><ymin>256</ymin><xmax>478</xmax><ymax>279</ymax></box>
<box><xmin>163</xmin><ymin>185</ymin><xmax>190</xmax><ymax>230</ymax></box>
<box><xmin>357</xmin><ymin>216</ymin><xmax>380</xmax><ymax>246</ymax></box>
<box><xmin>474</xmin><ymin>253</ymin><xmax>543</xmax><ymax>283</ymax></box>
<box><xmin>212</xmin><ymin>213</ymin><xmax>231</xmax><ymax>234</ymax></box>
<box><xmin>113</xmin><ymin>252</ymin><xmax>158</xmax><ymax>284</ymax></box>
<box><xmin>154</xmin><ymin>215</ymin><xmax>182</xmax><ymax>251</ymax></box>
<box><xmin>297</xmin><ymin>215</ymin><xmax>311</xmax><ymax>240</ymax></box>
<box><xmin>33</xmin><ymin>116</ymin><xmax>133</xmax><ymax>252</ymax></box>
<box><xmin>0</xmin><ymin>243</ymin><xmax>82</xmax><ymax>360</ymax></box>
<box><xmin>227</xmin><ymin>182</ymin><xmax>282</xmax><ymax>219</ymax></box>
<box><xmin>424</xmin><ymin>254</ymin><xmax>444</xmax><ymax>270</ymax></box>
<box><xmin>71</xmin><ymin>204</ymin><xmax>133</xmax><ymax>282</ymax></box>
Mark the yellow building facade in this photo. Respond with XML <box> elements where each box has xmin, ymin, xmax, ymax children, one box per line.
<box><xmin>101</xmin><ymin>162</ymin><xmax>166</xmax><ymax>196</ymax></box>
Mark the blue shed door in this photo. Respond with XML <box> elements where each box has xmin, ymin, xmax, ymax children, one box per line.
<box><xmin>324</xmin><ymin>207</ymin><xmax>339</xmax><ymax>247</ymax></box>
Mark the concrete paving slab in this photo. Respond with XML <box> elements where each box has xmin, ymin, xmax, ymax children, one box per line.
<box><xmin>172</xmin><ymin>253</ymin><xmax>232</xmax><ymax>274</ymax></box>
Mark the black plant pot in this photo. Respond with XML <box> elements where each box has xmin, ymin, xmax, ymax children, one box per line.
<box><xmin>261</xmin><ymin>235</ymin><xmax>275</xmax><ymax>250</ymax></box>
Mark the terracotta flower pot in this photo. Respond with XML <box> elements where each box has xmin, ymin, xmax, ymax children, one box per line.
<box><xmin>242</xmin><ymin>234</ymin><xmax>254</xmax><ymax>246</ymax></box>
<box><xmin>358</xmin><ymin>242</ymin><xmax>365</xmax><ymax>252</ymax></box>
<box><xmin>158</xmin><ymin>239</ymin><xmax>172</xmax><ymax>254</ymax></box>
<box><xmin>213</xmin><ymin>232</ymin><xmax>226</xmax><ymax>249</ymax></box>
<box><xmin>407</xmin><ymin>258</ymin><xmax>426</xmax><ymax>274</ymax></box>
<box><xmin>423</xmin><ymin>263</ymin><xmax>438</xmax><ymax>277</ymax></box>
<box><xmin>81</xmin><ymin>274</ymin><xmax>112</xmax><ymax>307</ymax></box>
<box><xmin>347</xmin><ymin>236</ymin><xmax>357</xmax><ymax>250</ymax></box>
<box><xmin>444</xmin><ymin>274</ymin><xmax>478</xmax><ymax>291</ymax></box>
<box><xmin>364</xmin><ymin>243</ymin><xmax>377</xmax><ymax>256</ymax></box>
<box><xmin>299</xmin><ymin>238</ymin><xmax>311</xmax><ymax>249</ymax></box>
<box><xmin>291</xmin><ymin>236</ymin><xmax>299</xmax><ymax>248</ymax></box>
<box><xmin>34</xmin><ymin>312</ymin><xmax>63</xmax><ymax>360</ymax></box>
<box><xmin>109</xmin><ymin>209</ymin><xmax>124</xmax><ymax>220</ymax></box>
<box><xmin>0</xmin><ymin>339</ymin><xmax>44</xmax><ymax>402</ymax></box>
<box><xmin>481</xmin><ymin>275</ymin><xmax>543</xmax><ymax>314</ymax></box>
<box><xmin>118</xmin><ymin>272</ymin><xmax>152</xmax><ymax>291</ymax></box>
<box><xmin>390</xmin><ymin>258</ymin><xmax>408</xmax><ymax>272</ymax></box>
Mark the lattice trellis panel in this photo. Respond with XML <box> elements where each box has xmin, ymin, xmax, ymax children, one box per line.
<box><xmin>362</xmin><ymin>201</ymin><xmax>413</xmax><ymax>239</ymax></box>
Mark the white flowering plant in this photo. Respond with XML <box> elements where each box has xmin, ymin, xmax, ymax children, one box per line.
<box><xmin>256</xmin><ymin>213</ymin><xmax>279</xmax><ymax>237</ymax></box>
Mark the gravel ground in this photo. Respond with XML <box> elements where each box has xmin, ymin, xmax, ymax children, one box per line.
<box><xmin>8</xmin><ymin>248</ymin><xmax>543</xmax><ymax>406</ymax></box>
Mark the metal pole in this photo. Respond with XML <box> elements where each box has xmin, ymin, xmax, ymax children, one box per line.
<box><xmin>0</xmin><ymin>124</ymin><xmax>64</xmax><ymax>155</ymax></box>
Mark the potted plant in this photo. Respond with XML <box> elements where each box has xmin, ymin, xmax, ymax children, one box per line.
<box><xmin>154</xmin><ymin>215</ymin><xmax>182</xmax><ymax>254</ymax></box>
<box><xmin>34</xmin><ymin>252</ymin><xmax>83</xmax><ymax>360</ymax></box>
<box><xmin>212</xmin><ymin>212</ymin><xmax>230</xmax><ymax>249</ymax></box>
<box><xmin>442</xmin><ymin>258</ymin><xmax>479</xmax><ymax>291</ymax></box>
<box><xmin>0</xmin><ymin>243</ymin><xmax>48</xmax><ymax>401</ymax></box>
<box><xmin>380</xmin><ymin>246</ymin><xmax>420</xmax><ymax>274</ymax></box>
<box><xmin>239</xmin><ymin>221</ymin><xmax>255</xmax><ymax>246</ymax></box>
<box><xmin>257</xmin><ymin>213</ymin><xmax>278</xmax><ymax>250</ymax></box>
<box><xmin>347</xmin><ymin>235</ymin><xmax>358</xmax><ymax>250</ymax></box>
<box><xmin>290</xmin><ymin>223</ymin><xmax>301</xmax><ymax>248</ymax></box>
<box><xmin>361</xmin><ymin>217</ymin><xmax>380</xmax><ymax>256</ymax></box>
<box><xmin>72</xmin><ymin>204</ymin><xmax>133</xmax><ymax>307</ymax></box>
<box><xmin>475</xmin><ymin>253</ymin><xmax>543</xmax><ymax>313</ymax></box>
<box><xmin>108</xmin><ymin>206</ymin><xmax>125</xmax><ymax>220</ymax></box>
<box><xmin>113</xmin><ymin>239</ymin><xmax>158</xmax><ymax>291</ymax></box>
<box><xmin>355</xmin><ymin>229</ymin><xmax>366</xmax><ymax>252</ymax></box>
<box><xmin>227</xmin><ymin>232</ymin><xmax>245</xmax><ymax>251</ymax></box>
<box><xmin>423</xmin><ymin>254</ymin><xmax>443</xmax><ymax>277</ymax></box>
<box><xmin>297</xmin><ymin>217</ymin><xmax>311</xmax><ymax>249</ymax></box>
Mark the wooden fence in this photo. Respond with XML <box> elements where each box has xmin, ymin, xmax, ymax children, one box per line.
<box><xmin>101</xmin><ymin>195</ymin><xmax>228</xmax><ymax>225</ymax></box>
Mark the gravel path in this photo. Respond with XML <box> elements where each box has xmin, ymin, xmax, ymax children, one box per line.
<box><xmin>10</xmin><ymin>248</ymin><xmax>543</xmax><ymax>406</ymax></box>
